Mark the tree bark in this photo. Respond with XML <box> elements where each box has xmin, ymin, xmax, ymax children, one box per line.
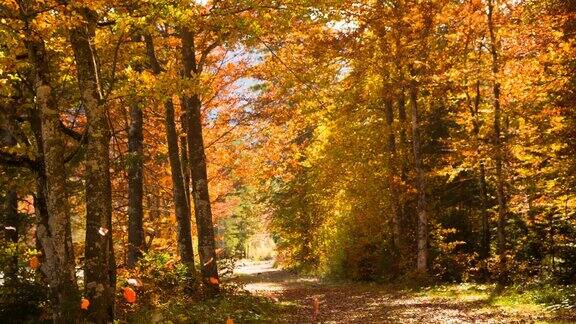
<box><xmin>28</xmin><ymin>101</ymin><xmax>52</xmax><ymax>268</ymax></box>
<box><xmin>144</xmin><ymin>35</ymin><xmax>196</xmax><ymax>270</ymax></box>
<box><xmin>410</xmin><ymin>81</ymin><xmax>428</xmax><ymax>273</ymax></box>
<box><xmin>126</xmin><ymin>99</ymin><xmax>144</xmax><ymax>268</ymax></box>
<box><xmin>180</xmin><ymin>28</ymin><xmax>220</xmax><ymax>290</ymax></box>
<box><xmin>168</xmin><ymin>100</ymin><xmax>196</xmax><ymax>270</ymax></box>
<box><xmin>180</xmin><ymin>126</ymin><xmax>192</xmax><ymax>210</ymax></box>
<box><xmin>478</xmin><ymin>162</ymin><xmax>490</xmax><ymax>259</ymax></box>
<box><xmin>69</xmin><ymin>8</ymin><xmax>115</xmax><ymax>322</ymax></box>
<box><xmin>396</xmin><ymin>90</ymin><xmax>408</xmax><ymax>245</ymax></box>
<box><xmin>22</xmin><ymin>28</ymin><xmax>81</xmax><ymax>323</ymax></box>
<box><xmin>470</xmin><ymin>79</ymin><xmax>491</xmax><ymax>260</ymax></box>
<box><xmin>487</xmin><ymin>0</ymin><xmax>507</xmax><ymax>275</ymax></box>
<box><xmin>384</xmin><ymin>99</ymin><xmax>402</xmax><ymax>255</ymax></box>
<box><xmin>185</xmin><ymin>94</ymin><xmax>220</xmax><ymax>287</ymax></box>
<box><xmin>398</xmin><ymin>91</ymin><xmax>408</xmax><ymax>151</ymax></box>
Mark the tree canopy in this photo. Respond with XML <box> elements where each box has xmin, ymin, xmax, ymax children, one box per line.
<box><xmin>1</xmin><ymin>0</ymin><xmax>575</xmax><ymax>322</ymax></box>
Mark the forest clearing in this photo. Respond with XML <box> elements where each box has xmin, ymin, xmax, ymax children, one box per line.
<box><xmin>1</xmin><ymin>0</ymin><xmax>576</xmax><ymax>323</ymax></box>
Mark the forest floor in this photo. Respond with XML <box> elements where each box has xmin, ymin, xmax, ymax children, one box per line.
<box><xmin>231</xmin><ymin>260</ymin><xmax>576</xmax><ymax>323</ymax></box>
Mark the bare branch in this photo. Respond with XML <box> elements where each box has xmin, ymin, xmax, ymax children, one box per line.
<box><xmin>102</xmin><ymin>32</ymin><xmax>125</xmax><ymax>103</ymax></box>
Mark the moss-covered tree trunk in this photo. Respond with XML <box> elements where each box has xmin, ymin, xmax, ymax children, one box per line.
<box><xmin>180</xmin><ymin>29</ymin><xmax>220</xmax><ymax>290</ymax></box>
<box><xmin>22</xmin><ymin>26</ymin><xmax>80</xmax><ymax>322</ymax></box>
<box><xmin>69</xmin><ymin>8</ymin><xmax>115</xmax><ymax>322</ymax></box>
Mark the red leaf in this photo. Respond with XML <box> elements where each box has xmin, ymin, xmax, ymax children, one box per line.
<box><xmin>123</xmin><ymin>287</ymin><xmax>137</xmax><ymax>303</ymax></box>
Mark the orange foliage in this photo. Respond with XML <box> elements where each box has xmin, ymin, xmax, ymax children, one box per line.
<box><xmin>123</xmin><ymin>287</ymin><xmax>137</xmax><ymax>304</ymax></box>
<box><xmin>28</xmin><ymin>256</ymin><xmax>40</xmax><ymax>270</ymax></box>
<box><xmin>80</xmin><ymin>298</ymin><xmax>90</xmax><ymax>310</ymax></box>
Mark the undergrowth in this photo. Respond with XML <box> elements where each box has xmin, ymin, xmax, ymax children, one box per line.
<box><xmin>123</xmin><ymin>288</ymin><xmax>287</xmax><ymax>323</ymax></box>
<box><xmin>116</xmin><ymin>253</ymin><xmax>293</xmax><ymax>323</ymax></box>
<box><xmin>416</xmin><ymin>282</ymin><xmax>576</xmax><ymax>314</ymax></box>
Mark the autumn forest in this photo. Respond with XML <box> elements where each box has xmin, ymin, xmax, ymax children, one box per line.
<box><xmin>1</xmin><ymin>0</ymin><xmax>576</xmax><ymax>322</ymax></box>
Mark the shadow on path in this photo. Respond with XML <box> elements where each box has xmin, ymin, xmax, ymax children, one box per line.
<box><xmin>231</xmin><ymin>260</ymin><xmax>569</xmax><ymax>323</ymax></box>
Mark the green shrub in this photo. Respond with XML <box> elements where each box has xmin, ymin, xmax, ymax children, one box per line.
<box><xmin>0</xmin><ymin>246</ymin><xmax>49</xmax><ymax>323</ymax></box>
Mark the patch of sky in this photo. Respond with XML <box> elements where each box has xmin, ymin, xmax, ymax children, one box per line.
<box><xmin>327</xmin><ymin>19</ymin><xmax>359</xmax><ymax>33</ymax></box>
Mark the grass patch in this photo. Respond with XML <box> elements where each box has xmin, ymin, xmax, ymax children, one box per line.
<box><xmin>122</xmin><ymin>287</ymin><xmax>295</xmax><ymax>323</ymax></box>
<box><xmin>418</xmin><ymin>283</ymin><xmax>492</xmax><ymax>301</ymax></box>
<box><xmin>415</xmin><ymin>282</ymin><xmax>576</xmax><ymax>314</ymax></box>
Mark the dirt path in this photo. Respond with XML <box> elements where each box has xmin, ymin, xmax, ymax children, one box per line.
<box><xmin>232</xmin><ymin>260</ymin><xmax>572</xmax><ymax>323</ymax></box>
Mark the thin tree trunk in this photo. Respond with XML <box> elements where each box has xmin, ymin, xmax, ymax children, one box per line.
<box><xmin>126</xmin><ymin>99</ymin><xmax>144</xmax><ymax>268</ymax></box>
<box><xmin>384</xmin><ymin>99</ymin><xmax>401</xmax><ymax>255</ymax></box>
<box><xmin>69</xmin><ymin>8</ymin><xmax>115</xmax><ymax>322</ymax></box>
<box><xmin>180</xmin><ymin>127</ymin><xmax>192</xmax><ymax>209</ymax></box>
<box><xmin>167</xmin><ymin>99</ymin><xmax>196</xmax><ymax>269</ymax></box>
<box><xmin>549</xmin><ymin>213</ymin><xmax>555</xmax><ymax>272</ymax></box>
<box><xmin>410</xmin><ymin>81</ymin><xmax>428</xmax><ymax>273</ymax></box>
<box><xmin>487</xmin><ymin>0</ymin><xmax>507</xmax><ymax>275</ymax></box>
<box><xmin>180</xmin><ymin>29</ymin><xmax>220</xmax><ymax>290</ymax></box>
<box><xmin>21</xmin><ymin>22</ymin><xmax>80</xmax><ymax>321</ymax></box>
<box><xmin>398</xmin><ymin>91</ymin><xmax>408</xmax><ymax>152</ymax></box>
<box><xmin>479</xmin><ymin>162</ymin><xmax>490</xmax><ymax>259</ymax></box>
<box><xmin>28</xmin><ymin>102</ymin><xmax>52</xmax><ymax>268</ymax></box>
<box><xmin>397</xmin><ymin>90</ymin><xmax>408</xmax><ymax>242</ymax></box>
<box><xmin>469</xmin><ymin>79</ymin><xmax>490</xmax><ymax>260</ymax></box>
<box><xmin>144</xmin><ymin>35</ymin><xmax>196</xmax><ymax>270</ymax></box>
<box><xmin>185</xmin><ymin>94</ymin><xmax>220</xmax><ymax>286</ymax></box>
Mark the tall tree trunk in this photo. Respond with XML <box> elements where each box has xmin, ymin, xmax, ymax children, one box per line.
<box><xmin>478</xmin><ymin>162</ymin><xmax>490</xmax><ymax>259</ymax></box>
<box><xmin>167</xmin><ymin>100</ymin><xmax>196</xmax><ymax>270</ymax></box>
<box><xmin>471</xmin><ymin>80</ymin><xmax>491</xmax><ymax>260</ymax></box>
<box><xmin>126</xmin><ymin>100</ymin><xmax>144</xmax><ymax>268</ymax></box>
<box><xmin>410</xmin><ymin>81</ymin><xmax>428</xmax><ymax>273</ymax></box>
<box><xmin>487</xmin><ymin>0</ymin><xmax>507</xmax><ymax>275</ymax></box>
<box><xmin>384</xmin><ymin>98</ymin><xmax>401</xmax><ymax>255</ymax></box>
<box><xmin>69</xmin><ymin>8</ymin><xmax>115</xmax><ymax>322</ymax></box>
<box><xmin>22</xmin><ymin>28</ymin><xmax>81</xmax><ymax>322</ymax></box>
<box><xmin>180</xmin><ymin>29</ymin><xmax>220</xmax><ymax>290</ymax></box>
<box><xmin>397</xmin><ymin>90</ymin><xmax>408</xmax><ymax>244</ymax></box>
<box><xmin>144</xmin><ymin>35</ymin><xmax>196</xmax><ymax>270</ymax></box>
<box><xmin>28</xmin><ymin>101</ymin><xmax>52</xmax><ymax>268</ymax></box>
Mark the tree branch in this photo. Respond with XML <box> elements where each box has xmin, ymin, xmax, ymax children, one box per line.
<box><xmin>197</xmin><ymin>37</ymin><xmax>225</xmax><ymax>73</ymax></box>
<box><xmin>59</xmin><ymin>121</ymin><xmax>85</xmax><ymax>142</ymax></box>
<box><xmin>0</xmin><ymin>150</ymin><xmax>37</xmax><ymax>170</ymax></box>
<box><xmin>102</xmin><ymin>32</ymin><xmax>125</xmax><ymax>103</ymax></box>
